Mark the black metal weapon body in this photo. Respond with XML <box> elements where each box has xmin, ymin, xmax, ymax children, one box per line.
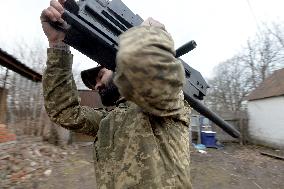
<box><xmin>58</xmin><ymin>0</ymin><xmax>240</xmax><ymax>138</ymax></box>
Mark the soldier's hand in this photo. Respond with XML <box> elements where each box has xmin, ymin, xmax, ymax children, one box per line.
<box><xmin>141</xmin><ymin>17</ymin><xmax>165</xmax><ymax>30</ymax></box>
<box><xmin>40</xmin><ymin>0</ymin><xmax>66</xmax><ymax>45</ymax></box>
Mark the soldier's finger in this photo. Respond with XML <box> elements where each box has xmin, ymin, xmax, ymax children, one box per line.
<box><xmin>40</xmin><ymin>9</ymin><xmax>47</xmax><ymax>21</ymax></box>
<box><xmin>58</xmin><ymin>0</ymin><xmax>66</xmax><ymax>6</ymax></box>
<box><xmin>152</xmin><ymin>19</ymin><xmax>165</xmax><ymax>30</ymax></box>
<box><xmin>47</xmin><ymin>6</ymin><xmax>62</xmax><ymax>22</ymax></box>
<box><xmin>58</xmin><ymin>18</ymin><xmax>65</xmax><ymax>24</ymax></box>
<box><xmin>40</xmin><ymin>8</ymin><xmax>54</xmax><ymax>22</ymax></box>
<box><xmin>146</xmin><ymin>17</ymin><xmax>154</xmax><ymax>24</ymax></box>
<box><xmin>141</xmin><ymin>18</ymin><xmax>151</xmax><ymax>26</ymax></box>
<box><xmin>142</xmin><ymin>17</ymin><xmax>165</xmax><ymax>30</ymax></box>
<box><xmin>50</xmin><ymin>0</ymin><xmax>64</xmax><ymax>14</ymax></box>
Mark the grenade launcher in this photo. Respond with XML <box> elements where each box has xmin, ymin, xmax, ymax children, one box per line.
<box><xmin>56</xmin><ymin>0</ymin><xmax>240</xmax><ymax>138</ymax></box>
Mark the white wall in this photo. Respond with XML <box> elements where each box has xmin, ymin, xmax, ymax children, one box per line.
<box><xmin>247</xmin><ymin>96</ymin><xmax>284</xmax><ymax>149</ymax></box>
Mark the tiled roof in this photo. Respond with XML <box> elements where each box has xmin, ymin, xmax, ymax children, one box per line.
<box><xmin>247</xmin><ymin>68</ymin><xmax>284</xmax><ymax>101</ymax></box>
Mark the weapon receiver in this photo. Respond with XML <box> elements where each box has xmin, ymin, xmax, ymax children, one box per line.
<box><xmin>58</xmin><ymin>0</ymin><xmax>240</xmax><ymax>138</ymax></box>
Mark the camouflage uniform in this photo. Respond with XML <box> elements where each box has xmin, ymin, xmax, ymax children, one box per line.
<box><xmin>43</xmin><ymin>26</ymin><xmax>192</xmax><ymax>188</ymax></box>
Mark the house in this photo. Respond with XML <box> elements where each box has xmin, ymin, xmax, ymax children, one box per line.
<box><xmin>246</xmin><ymin>68</ymin><xmax>284</xmax><ymax>149</ymax></box>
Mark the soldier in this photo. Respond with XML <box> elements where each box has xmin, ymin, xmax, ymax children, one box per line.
<box><xmin>40</xmin><ymin>0</ymin><xmax>192</xmax><ymax>188</ymax></box>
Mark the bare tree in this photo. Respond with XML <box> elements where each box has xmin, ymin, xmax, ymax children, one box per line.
<box><xmin>205</xmin><ymin>56</ymin><xmax>252</xmax><ymax>112</ymax></box>
<box><xmin>205</xmin><ymin>22</ymin><xmax>284</xmax><ymax>113</ymax></box>
<box><xmin>1</xmin><ymin>39</ymin><xmax>47</xmax><ymax>136</ymax></box>
<box><xmin>12</xmin><ymin>39</ymin><xmax>47</xmax><ymax>73</ymax></box>
<box><xmin>266</xmin><ymin>22</ymin><xmax>284</xmax><ymax>48</ymax></box>
<box><xmin>242</xmin><ymin>31</ymin><xmax>281</xmax><ymax>88</ymax></box>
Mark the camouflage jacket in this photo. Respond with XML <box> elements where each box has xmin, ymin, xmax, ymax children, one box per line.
<box><xmin>43</xmin><ymin>26</ymin><xmax>192</xmax><ymax>189</ymax></box>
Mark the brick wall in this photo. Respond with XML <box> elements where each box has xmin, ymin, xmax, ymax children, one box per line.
<box><xmin>0</xmin><ymin>124</ymin><xmax>16</xmax><ymax>143</ymax></box>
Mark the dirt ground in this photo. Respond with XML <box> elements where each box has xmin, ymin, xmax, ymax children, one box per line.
<box><xmin>40</xmin><ymin>142</ymin><xmax>283</xmax><ymax>189</ymax></box>
<box><xmin>191</xmin><ymin>144</ymin><xmax>284</xmax><ymax>189</ymax></box>
<box><xmin>39</xmin><ymin>142</ymin><xmax>97</xmax><ymax>189</ymax></box>
<box><xmin>1</xmin><ymin>138</ymin><xmax>283</xmax><ymax>189</ymax></box>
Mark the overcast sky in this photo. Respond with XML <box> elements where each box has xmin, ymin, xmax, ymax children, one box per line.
<box><xmin>0</xmin><ymin>0</ymin><xmax>283</xmax><ymax>79</ymax></box>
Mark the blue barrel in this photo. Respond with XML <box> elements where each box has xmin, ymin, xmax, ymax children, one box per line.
<box><xmin>201</xmin><ymin>131</ymin><xmax>216</xmax><ymax>147</ymax></box>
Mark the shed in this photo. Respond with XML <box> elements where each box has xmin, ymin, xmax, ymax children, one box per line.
<box><xmin>0</xmin><ymin>48</ymin><xmax>42</xmax><ymax>124</ymax></box>
<box><xmin>246</xmin><ymin>68</ymin><xmax>284</xmax><ymax>149</ymax></box>
<box><xmin>72</xmin><ymin>90</ymin><xmax>103</xmax><ymax>142</ymax></box>
<box><xmin>0</xmin><ymin>48</ymin><xmax>42</xmax><ymax>142</ymax></box>
<box><xmin>0</xmin><ymin>48</ymin><xmax>42</xmax><ymax>82</ymax></box>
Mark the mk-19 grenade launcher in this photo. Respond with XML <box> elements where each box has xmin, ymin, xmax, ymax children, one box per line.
<box><xmin>56</xmin><ymin>0</ymin><xmax>240</xmax><ymax>138</ymax></box>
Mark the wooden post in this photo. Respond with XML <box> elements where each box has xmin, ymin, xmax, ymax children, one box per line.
<box><xmin>0</xmin><ymin>68</ymin><xmax>9</xmax><ymax>124</ymax></box>
<box><xmin>239</xmin><ymin>118</ymin><xmax>244</xmax><ymax>145</ymax></box>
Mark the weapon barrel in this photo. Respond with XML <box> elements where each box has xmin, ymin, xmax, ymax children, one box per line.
<box><xmin>176</xmin><ymin>40</ymin><xmax>197</xmax><ymax>58</ymax></box>
<box><xmin>184</xmin><ymin>94</ymin><xmax>240</xmax><ymax>138</ymax></box>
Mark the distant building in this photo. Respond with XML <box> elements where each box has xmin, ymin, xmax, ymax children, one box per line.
<box><xmin>246</xmin><ymin>68</ymin><xmax>284</xmax><ymax>149</ymax></box>
<box><xmin>41</xmin><ymin>90</ymin><xmax>103</xmax><ymax>144</ymax></box>
<box><xmin>71</xmin><ymin>90</ymin><xmax>103</xmax><ymax>142</ymax></box>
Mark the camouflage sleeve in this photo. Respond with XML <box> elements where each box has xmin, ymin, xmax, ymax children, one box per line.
<box><xmin>42</xmin><ymin>49</ymin><xmax>107</xmax><ymax>136</ymax></box>
<box><xmin>114</xmin><ymin>26</ymin><xmax>186</xmax><ymax>117</ymax></box>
